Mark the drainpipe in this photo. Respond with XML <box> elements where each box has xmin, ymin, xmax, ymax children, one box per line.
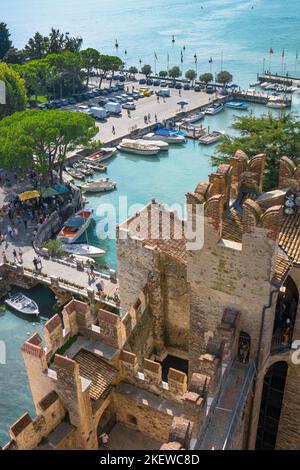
<box><xmin>246</xmin><ymin>284</ymin><xmax>279</xmax><ymax>449</ymax></box>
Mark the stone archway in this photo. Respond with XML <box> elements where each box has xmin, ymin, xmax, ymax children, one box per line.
<box><xmin>96</xmin><ymin>406</ymin><xmax>116</xmax><ymax>444</ymax></box>
<box><xmin>271</xmin><ymin>276</ymin><xmax>299</xmax><ymax>353</ymax></box>
<box><xmin>255</xmin><ymin>361</ymin><xmax>288</xmax><ymax>450</ymax></box>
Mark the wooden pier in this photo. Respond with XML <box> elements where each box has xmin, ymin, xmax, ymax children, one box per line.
<box><xmin>257</xmin><ymin>72</ymin><xmax>300</xmax><ymax>87</ymax></box>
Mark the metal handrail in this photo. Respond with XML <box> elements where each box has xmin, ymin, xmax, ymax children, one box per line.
<box><xmin>222</xmin><ymin>363</ymin><xmax>256</xmax><ymax>450</ymax></box>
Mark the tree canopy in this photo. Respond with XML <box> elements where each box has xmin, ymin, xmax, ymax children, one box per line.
<box><xmin>169</xmin><ymin>66</ymin><xmax>181</xmax><ymax>79</ymax></box>
<box><xmin>200</xmin><ymin>72</ymin><xmax>213</xmax><ymax>84</ymax></box>
<box><xmin>0</xmin><ymin>110</ymin><xmax>98</xmax><ymax>182</ymax></box>
<box><xmin>141</xmin><ymin>64</ymin><xmax>152</xmax><ymax>77</ymax></box>
<box><xmin>212</xmin><ymin>113</ymin><xmax>300</xmax><ymax>191</ymax></box>
<box><xmin>0</xmin><ymin>63</ymin><xmax>27</xmax><ymax>118</ymax></box>
<box><xmin>216</xmin><ymin>70</ymin><xmax>233</xmax><ymax>85</ymax></box>
<box><xmin>159</xmin><ymin>70</ymin><xmax>168</xmax><ymax>78</ymax></box>
<box><xmin>0</xmin><ymin>23</ymin><xmax>12</xmax><ymax>60</ymax></box>
<box><xmin>80</xmin><ymin>48</ymin><xmax>100</xmax><ymax>85</ymax></box>
<box><xmin>24</xmin><ymin>28</ymin><xmax>83</xmax><ymax>60</ymax></box>
<box><xmin>185</xmin><ymin>69</ymin><xmax>197</xmax><ymax>82</ymax></box>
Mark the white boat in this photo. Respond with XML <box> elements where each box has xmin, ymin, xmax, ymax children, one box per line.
<box><xmin>122</xmin><ymin>138</ymin><xmax>169</xmax><ymax>151</ymax></box>
<box><xmin>66</xmin><ymin>167</ymin><xmax>85</xmax><ymax>180</ymax></box>
<box><xmin>267</xmin><ymin>97</ymin><xmax>289</xmax><ymax>109</ymax></box>
<box><xmin>57</xmin><ymin>208</ymin><xmax>93</xmax><ymax>244</ymax></box>
<box><xmin>204</xmin><ymin>103</ymin><xmax>224</xmax><ymax>115</ymax></box>
<box><xmin>199</xmin><ymin>131</ymin><xmax>224</xmax><ymax>145</ymax></box>
<box><xmin>80</xmin><ymin>178</ymin><xmax>117</xmax><ymax>192</ymax></box>
<box><xmin>182</xmin><ymin>112</ymin><xmax>205</xmax><ymax>124</ymax></box>
<box><xmin>143</xmin><ymin>132</ymin><xmax>186</xmax><ymax>144</ymax></box>
<box><xmin>85</xmin><ymin>147</ymin><xmax>118</xmax><ymax>163</ymax></box>
<box><xmin>5</xmin><ymin>293</ymin><xmax>39</xmax><ymax>316</ymax></box>
<box><xmin>118</xmin><ymin>141</ymin><xmax>160</xmax><ymax>156</ymax></box>
<box><xmin>63</xmin><ymin>243</ymin><xmax>105</xmax><ymax>258</ymax></box>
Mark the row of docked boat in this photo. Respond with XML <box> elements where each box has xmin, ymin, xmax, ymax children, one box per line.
<box><xmin>65</xmin><ymin>147</ymin><xmax>117</xmax><ymax>180</ymax></box>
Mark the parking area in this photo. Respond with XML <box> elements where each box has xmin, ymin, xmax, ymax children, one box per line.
<box><xmin>37</xmin><ymin>74</ymin><xmax>217</xmax><ymax>143</ymax></box>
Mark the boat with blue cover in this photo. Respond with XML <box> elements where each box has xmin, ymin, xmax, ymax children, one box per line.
<box><xmin>224</xmin><ymin>101</ymin><xmax>249</xmax><ymax>110</ymax></box>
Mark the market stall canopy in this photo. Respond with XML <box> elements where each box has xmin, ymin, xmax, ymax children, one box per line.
<box><xmin>18</xmin><ymin>190</ymin><xmax>40</xmax><ymax>201</ymax></box>
<box><xmin>39</xmin><ymin>187</ymin><xmax>59</xmax><ymax>198</ymax></box>
<box><xmin>52</xmin><ymin>184</ymin><xmax>70</xmax><ymax>194</ymax></box>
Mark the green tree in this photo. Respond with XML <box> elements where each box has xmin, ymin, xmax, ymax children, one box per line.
<box><xmin>0</xmin><ymin>110</ymin><xmax>98</xmax><ymax>182</ymax></box>
<box><xmin>0</xmin><ymin>63</ymin><xmax>27</xmax><ymax>118</ymax></box>
<box><xmin>19</xmin><ymin>59</ymin><xmax>48</xmax><ymax>103</ymax></box>
<box><xmin>141</xmin><ymin>64</ymin><xmax>152</xmax><ymax>77</ymax></box>
<box><xmin>199</xmin><ymin>72</ymin><xmax>213</xmax><ymax>84</ymax></box>
<box><xmin>169</xmin><ymin>66</ymin><xmax>181</xmax><ymax>80</ymax></box>
<box><xmin>81</xmin><ymin>48</ymin><xmax>100</xmax><ymax>85</ymax></box>
<box><xmin>185</xmin><ymin>69</ymin><xmax>197</xmax><ymax>84</ymax></box>
<box><xmin>128</xmin><ymin>66</ymin><xmax>138</xmax><ymax>77</ymax></box>
<box><xmin>0</xmin><ymin>23</ymin><xmax>12</xmax><ymax>60</ymax></box>
<box><xmin>216</xmin><ymin>70</ymin><xmax>233</xmax><ymax>85</ymax></box>
<box><xmin>212</xmin><ymin>113</ymin><xmax>300</xmax><ymax>191</ymax></box>
<box><xmin>97</xmin><ymin>55</ymin><xmax>123</xmax><ymax>86</ymax></box>
<box><xmin>159</xmin><ymin>70</ymin><xmax>168</xmax><ymax>78</ymax></box>
<box><xmin>3</xmin><ymin>47</ymin><xmax>26</xmax><ymax>65</ymax></box>
<box><xmin>24</xmin><ymin>32</ymin><xmax>49</xmax><ymax>60</ymax></box>
<box><xmin>46</xmin><ymin>52</ymin><xmax>82</xmax><ymax>98</ymax></box>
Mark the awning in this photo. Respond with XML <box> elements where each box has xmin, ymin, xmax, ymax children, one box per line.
<box><xmin>52</xmin><ymin>184</ymin><xmax>70</xmax><ymax>195</ymax></box>
<box><xmin>39</xmin><ymin>187</ymin><xmax>59</xmax><ymax>198</ymax></box>
<box><xmin>18</xmin><ymin>190</ymin><xmax>40</xmax><ymax>201</ymax></box>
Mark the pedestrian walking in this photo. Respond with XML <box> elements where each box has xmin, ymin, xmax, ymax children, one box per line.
<box><xmin>2</xmin><ymin>251</ymin><xmax>7</xmax><ymax>263</ymax></box>
<box><xmin>148</xmin><ymin>113</ymin><xmax>151</xmax><ymax>122</ymax></box>
<box><xmin>33</xmin><ymin>257</ymin><xmax>38</xmax><ymax>270</ymax></box>
<box><xmin>12</xmin><ymin>249</ymin><xmax>17</xmax><ymax>263</ymax></box>
<box><xmin>155</xmin><ymin>114</ymin><xmax>158</xmax><ymax>123</ymax></box>
<box><xmin>157</xmin><ymin>95</ymin><xmax>160</xmax><ymax>103</ymax></box>
<box><xmin>112</xmin><ymin>125</ymin><xmax>116</xmax><ymax>135</ymax></box>
<box><xmin>90</xmin><ymin>263</ymin><xmax>95</xmax><ymax>280</ymax></box>
<box><xmin>37</xmin><ymin>255</ymin><xmax>42</xmax><ymax>270</ymax></box>
<box><xmin>18</xmin><ymin>247</ymin><xmax>23</xmax><ymax>264</ymax></box>
<box><xmin>7</xmin><ymin>225</ymin><xmax>13</xmax><ymax>239</ymax></box>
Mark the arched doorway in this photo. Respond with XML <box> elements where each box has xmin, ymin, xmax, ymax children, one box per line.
<box><xmin>255</xmin><ymin>361</ymin><xmax>288</xmax><ymax>450</ymax></box>
<box><xmin>96</xmin><ymin>407</ymin><xmax>116</xmax><ymax>445</ymax></box>
<box><xmin>271</xmin><ymin>276</ymin><xmax>299</xmax><ymax>353</ymax></box>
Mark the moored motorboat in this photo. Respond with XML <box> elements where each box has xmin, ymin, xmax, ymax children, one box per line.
<box><xmin>143</xmin><ymin>131</ymin><xmax>186</xmax><ymax>144</ymax></box>
<box><xmin>224</xmin><ymin>101</ymin><xmax>249</xmax><ymax>110</ymax></box>
<box><xmin>82</xmin><ymin>160</ymin><xmax>107</xmax><ymax>172</ymax></box>
<box><xmin>199</xmin><ymin>131</ymin><xmax>224</xmax><ymax>145</ymax></box>
<box><xmin>204</xmin><ymin>103</ymin><xmax>224</xmax><ymax>115</ymax></box>
<box><xmin>65</xmin><ymin>167</ymin><xmax>85</xmax><ymax>180</ymax></box>
<box><xmin>266</xmin><ymin>97</ymin><xmax>289</xmax><ymax>109</ymax></box>
<box><xmin>63</xmin><ymin>243</ymin><xmax>105</xmax><ymax>257</ymax></box>
<box><xmin>182</xmin><ymin>111</ymin><xmax>205</xmax><ymax>124</ymax></box>
<box><xmin>118</xmin><ymin>141</ymin><xmax>160</xmax><ymax>156</ymax></box>
<box><xmin>72</xmin><ymin>163</ymin><xmax>94</xmax><ymax>176</ymax></box>
<box><xmin>79</xmin><ymin>178</ymin><xmax>117</xmax><ymax>192</ymax></box>
<box><xmin>85</xmin><ymin>147</ymin><xmax>118</xmax><ymax>163</ymax></box>
<box><xmin>122</xmin><ymin>138</ymin><xmax>169</xmax><ymax>151</ymax></box>
<box><xmin>57</xmin><ymin>208</ymin><xmax>93</xmax><ymax>244</ymax></box>
<box><xmin>5</xmin><ymin>293</ymin><xmax>39</xmax><ymax>316</ymax></box>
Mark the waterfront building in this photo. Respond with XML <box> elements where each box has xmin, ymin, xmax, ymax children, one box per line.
<box><xmin>1</xmin><ymin>152</ymin><xmax>300</xmax><ymax>450</ymax></box>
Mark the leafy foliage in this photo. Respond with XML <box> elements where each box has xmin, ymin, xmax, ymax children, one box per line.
<box><xmin>185</xmin><ymin>69</ymin><xmax>197</xmax><ymax>82</ymax></box>
<box><xmin>0</xmin><ymin>23</ymin><xmax>12</xmax><ymax>59</ymax></box>
<box><xmin>200</xmin><ymin>72</ymin><xmax>213</xmax><ymax>84</ymax></box>
<box><xmin>169</xmin><ymin>66</ymin><xmax>182</xmax><ymax>79</ymax></box>
<box><xmin>159</xmin><ymin>70</ymin><xmax>168</xmax><ymax>78</ymax></box>
<box><xmin>42</xmin><ymin>239</ymin><xmax>64</xmax><ymax>258</ymax></box>
<box><xmin>212</xmin><ymin>113</ymin><xmax>300</xmax><ymax>191</ymax></box>
<box><xmin>216</xmin><ymin>70</ymin><xmax>233</xmax><ymax>84</ymax></box>
<box><xmin>0</xmin><ymin>63</ymin><xmax>27</xmax><ymax>118</ymax></box>
<box><xmin>141</xmin><ymin>64</ymin><xmax>152</xmax><ymax>77</ymax></box>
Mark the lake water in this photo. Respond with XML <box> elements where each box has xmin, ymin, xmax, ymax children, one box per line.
<box><xmin>1</xmin><ymin>0</ymin><xmax>300</xmax><ymax>446</ymax></box>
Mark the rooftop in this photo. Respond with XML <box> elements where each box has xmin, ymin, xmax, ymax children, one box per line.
<box><xmin>73</xmin><ymin>350</ymin><xmax>117</xmax><ymax>401</ymax></box>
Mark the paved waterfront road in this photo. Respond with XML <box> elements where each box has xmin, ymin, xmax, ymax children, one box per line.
<box><xmin>88</xmin><ymin>79</ymin><xmax>215</xmax><ymax>143</ymax></box>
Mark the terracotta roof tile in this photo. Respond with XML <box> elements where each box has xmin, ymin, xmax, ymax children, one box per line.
<box><xmin>74</xmin><ymin>350</ymin><xmax>116</xmax><ymax>400</ymax></box>
<box><xmin>272</xmin><ymin>253</ymin><xmax>293</xmax><ymax>286</ymax></box>
<box><xmin>279</xmin><ymin>208</ymin><xmax>300</xmax><ymax>265</ymax></box>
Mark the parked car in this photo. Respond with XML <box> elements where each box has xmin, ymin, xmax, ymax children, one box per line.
<box><xmin>139</xmin><ymin>78</ymin><xmax>146</xmax><ymax>85</ymax></box>
<box><xmin>153</xmin><ymin>80</ymin><xmax>160</xmax><ymax>86</ymax></box>
<box><xmin>90</xmin><ymin>107</ymin><xmax>108</xmax><ymax>120</ymax></box>
<box><xmin>206</xmin><ymin>85</ymin><xmax>216</xmax><ymax>94</ymax></box>
<box><xmin>111</xmin><ymin>86</ymin><xmax>119</xmax><ymax>92</ymax></box>
<box><xmin>116</xmin><ymin>83</ymin><xmax>125</xmax><ymax>90</ymax></box>
<box><xmin>132</xmin><ymin>92</ymin><xmax>140</xmax><ymax>100</ymax></box>
<box><xmin>175</xmin><ymin>83</ymin><xmax>182</xmax><ymax>89</ymax></box>
<box><xmin>122</xmin><ymin>102</ymin><xmax>136</xmax><ymax>110</ymax></box>
<box><xmin>98</xmin><ymin>98</ymin><xmax>109</xmax><ymax>106</ymax></box>
<box><xmin>183</xmin><ymin>83</ymin><xmax>190</xmax><ymax>90</ymax></box>
<box><xmin>194</xmin><ymin>85</ymin><xmax>201</xmax><ymax>92</ymax></box>
<box><xmin>68</xmin><ymin>98</ymin><xmax>77</xmax><ymax>105</ymax></box>
<box><xmin>105</xmin><ymin>101</ymin><xmax>122</xmax><ymax>115</ymax></box>
<box><xmin>146</xmin><ymin>78</ymin><xmax>153</xmax><ymax>85</ymax></box>
<box><xmin>102</xmin><ymin>90</ymin><xmax>109</xmax><ymax>95</ymax></box>
<box><xmin>160</xmin><ymin>81</ymin><xmax>167</xmax><ymax>87</ymax></box>
<box><xmin>168</xmin><ymin>82</ymin><xmax>176</xmax><ymax>88</ymax></box>
<box><xmin>119</xmin><ymin>75</ymin><xmax>126</xmax><ymax>82</ymax></box>
<box><xmin>157</xmin><ymin>89</ymin><xmax>171</xmax><ymax>97</ymax></box>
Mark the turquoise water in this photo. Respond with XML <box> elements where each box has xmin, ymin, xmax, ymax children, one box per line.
<box><xmin>0</xmin><ymin>285</ymin><xmax>58</xmax><ymax>445</ymax></box>
<box><xmin>1</xmin><ymin>0</ymin><xmax>300</xmax><ymax>446</ymax></box>
<box><xmin>2</xmin><ymin>0</ymin><xmax>300</xmax><ymax>87</ymax></box>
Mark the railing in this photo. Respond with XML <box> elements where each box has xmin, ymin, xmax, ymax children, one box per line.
<box><xmin>271</xmin><ymin>330</ymin><xmax>291</xmax><ymax>354</ymax></box>
<box><xmin>222</xmin><ymin>363</ymin><xmax>256</xmax><ymax>450</ymax></box>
